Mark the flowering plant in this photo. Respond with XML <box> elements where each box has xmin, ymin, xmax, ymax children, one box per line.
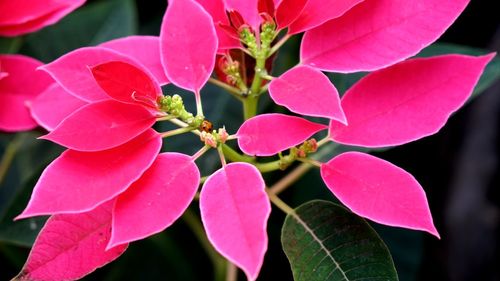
<box><xmin>0</xmin><ymin>0</ymin><xmax>498</xmax><ymax>280</ymax></box>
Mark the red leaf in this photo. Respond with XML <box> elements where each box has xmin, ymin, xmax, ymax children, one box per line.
<box><xmin>330</xmin><ymin>54</ymin><xmax>495</xmax><ymax>147</ymax></box>
<box><xmin>321</xmin><ymin>152</ymin><xmax>439</xmax><ymax>237</ymax></box>
<box><xmin>41</xmin><ymin>100</ymin><xmax>157</xmax><ymax>151</ymax></box>
<box><xmin>200</xmin><ymin>163</ymin><xmax>271</xmax><ymax>281</ymax></box>
<box><xmin>91</xmin><ymin>61</ymin><xmax>162</xmax><ymax>109</ymax></box>
<box><xmin>14</xmin><ymin>201</ymin><xmax>127</xmax><ymax>281</ymax></box>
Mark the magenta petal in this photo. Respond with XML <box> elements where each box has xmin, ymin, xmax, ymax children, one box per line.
<box><xmin>15</xmin><ymin>201</ymin><xmax>127</xmax><ymax>281</ymax></box>
<box><xmin>17</xmin><ymin>129</ymin><xmax>161</xmax><ymax>218</ymax></box>
<box><xmin>237</xmin><ymin>113</ymin><xmax>327</xmax><ymax>156</ymax></box>
<box><xmin>224</xmin><ymin>0</ymin><xmax>261</xmax><ymax>30</ymax></box>
<box><xmin>91</xmin><ymin>61</ymin><xmax>162</xmax><ymax>108</ymax></box>
<box><xmin>101</xmin><ymin>36</ymin><xmax>170</xmax><ymax>85</ymax></box>
<box><xmin>0</xmin><ymin>54</ymin><xmax>52</xmax><ymax>132</ymax></box>
<box><xmin>160</xmin><ymin>0</ymin><xmax>218</xmax><ymax>93</ymax></box>
<box><xmin>275</xmin><ymin>0</ymin><xmax>307</xmax><ymax>30</ymax></box>
<box><xmin>0</xmin><ymin>0</ymin><xmax>85</xmax><ymax>37</ymax></box>
<box><xmin>41</xmin><ymin>100</ymin><xmax>157</xmax><ymax>151</ymax></box>
<box><xmin>288</xmin><ymin>0</ymin><xmax>363</xmax><ymax>34</ymax></box>
<box><xmin>301</xmin><ymin>0</ymin><xmax>470</xmax><ymax>72</ymax></box>
<box><xmin>200</xmin><ymin>163</ymin><xmax>270</xmax><ymax>281</ymax></box>
<box><xmin>195</xmin><ymin>0</ymin><xmax>241</xmax><ymax>51</ymax></box>
<box><xmin>321</xmin><ymin>152</ymin><xmax>439</xmax><ymax>237</ymax></box>
<box><xmin>40</xmin><ymin>47</ymin><xmax>144</xmax><ymax>102</ymax></box>
<box><xmin>30</xmin><ymin>83</ymin><xmax>87</xmax><ymax>131</ymax></box>
<box><xmin>110</xmin><ymin>153</ymin><xmax>200</xmax><ymax>248</ymax></box>
<box><xmin>269</xmin><ymin>65</ymin><xmax>346</xmax><ymax>122</ymax></box>
<box><xmin>330</xmin><ymin>54</ymin><xmax>495</xmax><ymax>147</ymax></box>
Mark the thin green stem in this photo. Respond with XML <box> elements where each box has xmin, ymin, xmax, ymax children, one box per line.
<box><xmin>254</xmin><ymin>160</ymin><xmax>282</xmax><ymax>173</ymax></box>
<box><xmin>269</xmin><ymin>163</ymin><xmax>313</xmax><ymax>195</ymax></box>
<box><xmin>195</xmin><ymin>92</ymin><xmax>204</xmax><ymax>117</ymax></box>
<box><xmin>208</xmin><ymin>78</ymin><xmax>245</xmax><ymax>101</ymax></box>
<box><xmin>192</xmin><ymin>145</ymin><xmax>211</xmax><ymax>161</ymax></box>
<box><xmin>226</xmin><ymin>262</ymin><xmax>238</xmax><ymax>281</ymax></box>
<box><xmin>316</xmin><ymin>136</ymin><xmax>331</xmax><ymax>148</ymax></box>
<box><xmin>168</xmin><ymin>118</ymin><xmax>201</xmax><ymax>136</ymax></box>
<box><xmin>157</xmin><ymin>115</ymin><xmax>177</xmax><ymax>122</ymax></box>
<box><xmin>268</xmin><ymin>34</ymin><xmax>291</xmax><ymax>57</ymax></box>
<box><xmin>217</xmin><ymin>145</ymin><xmax>227</xmax><ymax>167</ymax></box>
<box><xmin>161</xmin><ymin>126</ymin><xmax>195</xmax><ymax>138</ymax></box>
<box><xmin>0</xmin><ymin>134</ymin><xmax>25</xmax><ymax>186</ymax></box>
<box><xmin>221</xmin><ymin>144</ymin><xmax>255</xmax><ymax>163</ymax></box>
<box><xmin>182</xmin><ymin>209</ymin><xmax>226</xmax><ymax>281</ymax></box>
<box><xmin>266</xmin><ymin>189</ymin><xmax>294</xmax><ymax>215</ymax></box>
<box><xmin>297</xmin><ymin>157</ymin><xmax>322</xmax><ymax>167</ymax></box>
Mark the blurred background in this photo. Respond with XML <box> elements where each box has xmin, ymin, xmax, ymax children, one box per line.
<box><xmin>0</xmin><ymin>0</ymin><xmax>499</xmax><ymax>280</ymax></box>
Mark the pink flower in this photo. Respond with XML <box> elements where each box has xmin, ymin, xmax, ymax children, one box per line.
<box><xmin>0</xmin><ymin>54</ymin><xmax>52</xmax><ymax>132</ymax></box>
<box><xmin>0</xmin><ymin>0</ymin><xmax>86</xmax><ymax>37</ymax></box>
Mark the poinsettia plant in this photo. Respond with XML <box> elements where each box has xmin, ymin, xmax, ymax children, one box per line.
<box><xmin>0</xmin><ymin>0</ymin><xmax>498</xmax><ymax>280</ymax></box>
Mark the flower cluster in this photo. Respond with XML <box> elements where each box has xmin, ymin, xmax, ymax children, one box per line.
<box><xmin>0</xmin><ymin>0</ymin><xmax>496</xmax><ymax>280</ymax></box>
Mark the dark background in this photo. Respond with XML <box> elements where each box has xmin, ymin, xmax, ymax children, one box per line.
<box><xmin>0</xmin><ymin>0</ymin><xmax>499</xmax><ymax>280</ymax></box>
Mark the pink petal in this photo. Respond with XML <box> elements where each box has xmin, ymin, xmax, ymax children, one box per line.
<box><xmin>41</xmin><ymin>100</ymin><xmax>157</xmax><ymax>151</ymax></box>
<box><xmin>100</xmin><ymin>36</ymin><xmax>170</xmax><ymax>85</ymax></box>
<box><xmin>15</xmin><ymin>201</ymin><xmax>127</xmax><ymax>281</ymax></box>
<box><xmin>110</xmin><ymin>153</ymin><xmax>200</xmax><ymax>248</ymax></box>
<box><xmin>195</xmin><ymin>0</ymin><xmax>241</xmax><ymax>51</ymax></box>
<box><xmin>237</xmin><ymin>113</ymin><xmax>326</xmax><ymax>156</ymax></box>
<box><xmin>330</xmin><ymin>54</ymin><xmax>495</xmax><ymax>147</ymax></box>
<box><xmin>30</xmin><ymin>83</ymin><xmax>87</xmax><ymax>131</ymax></box>
<box><xmin>288</xmin><ymin>0</ymin><xmax>363</xmax><ymax>34</ymax></box>
<box><xmin>0</xmin><ymin>54</ymin><xmax>52</xmax><ymax>132</ymax></box>
<box><xmin>200</xmin><ymin>163</ymin><xmax>270</xmax><ymax>281</ymax></box>
<box><xmin>224</xmin><ymin>0</ymin><xmax>261</xmax><ymax>30</ymax></box>
<box><xmin>269</xmin><ymin>65</ymin><xmax>346</xmax><ymax>122</ymax></box>
<box><xmin>17</xmin><ymin>129</ymin><xmax>161</xmax><ymax>218</ymax></box>
<box><xmin>275</xmin><ymin>0</ymin><xmax>307</xmax><ymax>30</ymax></box>
<box><xmin>40</xmin><ymin>47</ymin><xmax>144</xmax><ymax>102</ymax></box>
<box><xmin>160</xmin><ymin>0</ymin><xmax>218</xmax><ymax>93</ymax></box>
<box><xmin>321</xmin><ymin>152</ymin><xmax>439</xmax><ymax>237</ymax></box>
<box><xmin>91</xmin><ymin>61</ymin><xmax>162</xmax><ymax>109</ymax></box>
<box><xmin>0</xmin><ymin>0</ymin><xmax>85</xmax><ymax>37</ymax></box>
<box><xmin>301</xmin><ymin>0</ymin><xmax>470</xmax><ymax>72</ymax></box>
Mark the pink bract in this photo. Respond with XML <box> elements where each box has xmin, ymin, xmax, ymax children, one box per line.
<box><xmin>160</xmin><ymin>0</ymin><xmax>218</xmax><ymax>93</ymax></box>
<box><xmin>40</xmin><ymin>47</ymin><xmax>146</xmax><ymax>102</ymax></box>
<box><xmin>301</xmin><ymin>0</ymin><xmax>470</xmax><ymax>72</ymax></box>
<box><xmin>269</xmin><ymin>65</ymin><xmax>346</xmax><ymax>122</ymax></box>
<box><xmin>14</xmin><ymin>201</ymin><xmax>128</xmax><ymax>281</ymax></box>
<box><xmin>17</xmin><ymin>129</ymin><xmax>162</xmax><ymax>218</ymax></box>
<box><xmin>0</xmin><ymin>54</ymin><xmax>52</xmax><ymax>132</ymax></box>
<box><xmin>275</xmin><ymin>0</ymin><xmax>308</xmax><ymax>30</ymax></box>
<box><xmin>321</xmin><ymin>152</ymin><xmax>439</xmax><ymax>237</ymax></box>
<box><xmin>110</xmin><ymin>153</ymin><xmax>200</xmax><ymax>248</ymax></box>
<box><xmin>0</xmin><ymin>0</ymin><xmax>86</xmax><ymax>37</ymax></box>
<box><xmin>224</xmin><ymin>0</ymin><xmax>261</xmax><ymax>30</ymax></box>
<box><xmin>101</xmin><ymin>36</ymin><xmax>170</xmax><ymax>85</ymax></box>
<box><xmin>288</xmin><ymin>0</ymin><xmax>363</xmax><ymax>34</ymax></box>
<box><xmin>41</xmin><ymin>100</ymin><xmax>157</xmax><ymax>151</ymax></box>
<box><xmin>91</xmin><ymin>61</ymin><xmax>162</xmax><ymax>108</ymax></box>
<box><xmin>200</xmin><ymin>162</ymin><xmax>271</xmax><ymax>281</ymax></box>
<box><xmin>237</xmin><ymin>113</ymin><xmax>327</xmax><ymax>156</ymax></box>
<box><xmin>30</xmin><ymin>83</ymin><xmax>87</xmax><ymax>131</ymax></box>
<box><xmin>330</xmin><ymin>54</ymin><xmax>494</xmax><ymax>147</ymax></box>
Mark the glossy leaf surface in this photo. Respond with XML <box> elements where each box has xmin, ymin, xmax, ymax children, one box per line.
<box><xmin>281</xmin><ymin>200</ymin><xmax>398</xmax><ymax>281</ymax></box>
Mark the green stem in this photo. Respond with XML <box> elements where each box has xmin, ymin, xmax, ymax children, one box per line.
<box><xmin>0</xmin><ymin>134</ymin><xmax>25</xmax><ymax>186</ymax></box>
<box><xmin>161</xmin><ymin>126</ymin><xmax>195</xmax><ymax>138</ymax></box>
<box><xmin>269</xmin><ymin>163</ymin><xmax>313</xmax><ymax>195</ymax></box>
<box><xmin>226</xmin><ymin>262</ymin><xmax>238</xmax><ymax>281</ymax></box>
<box><xmin>268</xmin><ymin>34</ymin><xmax>291</xmax><ymax>57</ymax></box>
<box><xmin>266</xmin><ymin>190</ymin><xmax>294</xmax><ymax>215</ymax></box>
<box><xmin>243</xmin><ymin>95</ymin><xmax>259</xmax><ymax>120</ymax></box>
<box><xmin>221</xmin><ymin>144</ymin><xmax>255</xmax><ymax>163</ymax></box>
<box><xmin>182</xmin><ymin>209</ymin><xmax>226</xmax><ymax>281</ymax></box>
<box><xmin>208</xmin><ymin>78</ymin><xmax>245</xmax><ymax>101</ymax></box>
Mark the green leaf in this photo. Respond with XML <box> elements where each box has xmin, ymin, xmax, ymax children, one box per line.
<box><xmin>20</xmin><ymin>0</ymin><xmax>138</xmax><ymax>62</ymax></box>
<box><xmin>281</xmin><ymin>200</ymin><xmax>398</xmax><ymax>281</ymax></box>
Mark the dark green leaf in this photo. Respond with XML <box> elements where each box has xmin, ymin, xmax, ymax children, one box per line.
<box><xmin>0</xmin><ymin>37</ymin><xmax>23</xmax><ymax>53</ymax></box>
<box><xmin>281</xmin><ymin>200</ymin><xmax>398</xmax><ymax>281</ymax></box>
<box><xmin>21</xmin><ymin>0</ymin><xmax>138</xmax><ymax>62</ymax></box>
